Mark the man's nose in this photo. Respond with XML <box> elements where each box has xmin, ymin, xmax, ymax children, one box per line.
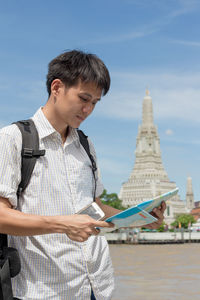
<box><xmin>82</xmin><ymin>102</ymin><xmax>94</xmax><ymax>114</ymax></box>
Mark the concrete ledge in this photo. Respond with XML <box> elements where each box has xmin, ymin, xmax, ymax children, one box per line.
<box><xmin>105</xmin><ymin>231</ymin><xmax>200</xmax><ymax>244</ymax></box>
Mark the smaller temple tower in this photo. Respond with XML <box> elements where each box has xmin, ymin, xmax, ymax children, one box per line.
<box><xmin>186</xmin><ymin>176</ymin><xmax>194</xmax><ymax>210</ymax></box>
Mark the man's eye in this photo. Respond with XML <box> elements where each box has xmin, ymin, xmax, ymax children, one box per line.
<box><xmin>80</xmin><ymin>97</ymin><xmax>88</xmax><ymax>102</ymax></box>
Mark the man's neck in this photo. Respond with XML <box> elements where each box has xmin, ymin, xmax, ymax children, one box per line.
<box><xmin>42</xmin><ymin>105</ymin><xmax>69</xmax><ymax>143</ymax></box>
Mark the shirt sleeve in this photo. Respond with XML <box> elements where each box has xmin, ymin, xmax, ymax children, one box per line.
<box><xmin>87</xmin><ymin>138</ymin><xmax>104</xmax><ymax>198</ymax></box>
<box><xmin>0</xmin><ymin>128</ymin><xmax>22</xmax><ymax>208</ymax></box>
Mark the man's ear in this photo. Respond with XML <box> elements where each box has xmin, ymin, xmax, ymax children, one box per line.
<box><xmin>50</xmin><ymin>79</ymin><xmax>64</xmax><ymax>96</ymax></box>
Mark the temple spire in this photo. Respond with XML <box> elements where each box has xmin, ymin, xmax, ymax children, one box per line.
<box><xmin>186</xmin><ymin>176</ymin><xmax>194</xmax><ymax>210</ymax></box>
<box><xmin>142</xmin><ymin>89</ymin><xmax>154</xmax><ymax>126</ymax></box>
<box><xmin>119</xmin><ymin>89</ymin><xmax>187</xmax><ymax>226</ymax></box>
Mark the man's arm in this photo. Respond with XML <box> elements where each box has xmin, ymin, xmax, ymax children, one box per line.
<box><xmin>95</xmin><ymin>197</ymin><xmax>121</xmax><ymax>219</ymax></box>
<box><xmin>0</xmin><ymin>197</ymin><xmax>114</xmax><ymax>242</ymax></box>
<box><xmin>96</xmin><ymin>197</ymin><xmax>166</xmax><ymax>229</ymax></box>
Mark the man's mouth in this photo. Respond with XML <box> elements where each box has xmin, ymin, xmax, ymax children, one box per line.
<box><xmin>77</xmin><ymin>115</ymin><xmax>85</xmax><ymax>121</ymax></box>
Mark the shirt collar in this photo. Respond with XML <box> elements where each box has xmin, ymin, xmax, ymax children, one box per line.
<box><xmin>31</xmin><ymin>107</ymin><xmax>80</xmax><ymax>145</ymax></box>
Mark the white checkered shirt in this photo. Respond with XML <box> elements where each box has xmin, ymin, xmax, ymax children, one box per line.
<box><xmin>0</xmin><ymin>108</ymin><xmax>114</xmax><ymax>300</ymax></box>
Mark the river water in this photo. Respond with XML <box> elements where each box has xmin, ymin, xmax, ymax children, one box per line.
<box><xmin>109</xmin><ymin>243</ymin><xmax>200</xmax><ymax>300</ymax></box>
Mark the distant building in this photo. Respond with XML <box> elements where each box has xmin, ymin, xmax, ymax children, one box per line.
<box><xmin>186</xmin><ymin>176</ymin><xmax>194</xmax><ymax>210</ymax></box>
<box><xmin>190</xmin><ymin>208</ymin><xmax>200</xmax><ymax>221</ymax></box>
<box><xmin>119</xmin><ymin>90</ymin><xmax>190</xmax><ymax>226</ymax></box>
<box><xmin>194</xmin><ymin>201</ymin><xmax>200</xmax><ymax>208</ymax></box>
<box><xmin>188</xmin><ymin>176</ymin><xmax>199</xmax><ymax>220</ymax></box>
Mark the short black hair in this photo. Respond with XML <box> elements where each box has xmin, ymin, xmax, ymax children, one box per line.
<box><xmin>46</xmin><ymin>50</ymin><xmax>110</xmax><ymax>96</ymax></box>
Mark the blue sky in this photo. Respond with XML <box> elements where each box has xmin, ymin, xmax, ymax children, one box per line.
<box><xmin>0</xmin><ymin>0</ymin><xmax>199</xmax><ymax>202</ymax></box>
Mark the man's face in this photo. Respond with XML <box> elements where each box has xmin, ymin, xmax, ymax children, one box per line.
<box><xmin>51</xmin><ymin>80</ymin><xmax>102</xmax><ymax>128</ymax></box>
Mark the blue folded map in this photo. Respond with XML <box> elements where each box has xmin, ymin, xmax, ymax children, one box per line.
<box><xmin>105</xmin><ymin>188</ymin><xmax>179</xmax><ymax>228</ymax></box>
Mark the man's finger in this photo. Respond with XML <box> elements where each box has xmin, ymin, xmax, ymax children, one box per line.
<box><xmin>160</xmin><ymin>201</ymin><xmax>166</xmax><ymax>213</ymax></box>
<box><xmin>92</xmin><ymin>228</ymin><xmax>101</xmax><ymax>235</ymax></box>
<box><xmin>152</xmin><ymin>207</ymin><xmax>164</xmax><ymax>220</ymax></box>
<box><xmin>95</xmin><ymin>220</ymin><xmax>114</xmax><ymax>228</ymax></box>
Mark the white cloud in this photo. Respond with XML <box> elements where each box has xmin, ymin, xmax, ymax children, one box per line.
<box><xmin>0</xmin><ymin>84</ymin><xmax>10</xmax><ymax>91</ymax></box>
<box><xmin>165</xmin><ymin>129</ymin><xmax>174</xmax><ymax>136</ymax></box>
<box><xmin>94</xmin><ymin>71</ymin><xmax>200</xmax><ymax>123</ymax></box>
<box><xmin>171</xmin><ymin>39</ymin><xmax>200</xmax><ymax>47</ymax></box>
<box><xmin>83</xmin><ymin>0</ymin><xmax>200</xmax><ymax>46</ymax></box>
<box><xmin>169</xmin><ymin>0</ymin><xmax>199</xmax><ymax>17</ymax></box>
<box><xmin>85</xmin><ymin>28</ymin><xmax>157</xmax><ymax>45</ymax></box>
<box><xmin>99</xmin><ymin>157</ymin><xmax>131</xmax><ymax>176</ymax></box>
<box><xmin>163</xmin><ymin>138</ymin><xmax>200</xmax><ymax>146</ymax></box>
<box><xmin>18</xmin><ymin>80</ymin><xmax>46</xmax><ymax>102</ymax></box>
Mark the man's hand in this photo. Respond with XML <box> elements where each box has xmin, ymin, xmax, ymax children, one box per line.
<box><xmin>0</xmin><ymin>197</ymin><xmax>114</xmax><ymax>238</ymax></box>
<box><xmin>61</xmin><ymin>214</ymin><xmax>114</xmax><ymax>242</ymax></box>
<box><xmin>143</xmin><ymin>201</ymin><xmax>166</xmax><ymax>230</ymax></box>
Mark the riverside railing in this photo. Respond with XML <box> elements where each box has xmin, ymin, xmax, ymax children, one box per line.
<box><xmin>105</xmin><ymin>228</ymin><xmax>200</xmax><ymax>244</ymax></box>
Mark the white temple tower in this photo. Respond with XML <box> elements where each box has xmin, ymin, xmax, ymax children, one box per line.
<box><xmin>186</xmin><ymin>176</ymin><xmax>194</xmax><ymax>210</ymax></box>
<box><xmin>119</xmin><ymin>90</ymin><xmax>187</xmax><ymax>225</ymax></box>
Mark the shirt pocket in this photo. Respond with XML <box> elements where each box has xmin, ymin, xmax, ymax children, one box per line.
<box><xmin>66</xmin><ymin>150</ymin><xmax>94</xmax><ymax>202</ymax></box>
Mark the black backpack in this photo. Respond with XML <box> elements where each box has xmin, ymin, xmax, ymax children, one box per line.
<box><xmin>0</xmin><ymin>119</ymin><xmax>97</xmax><ymax>300</ymax></box>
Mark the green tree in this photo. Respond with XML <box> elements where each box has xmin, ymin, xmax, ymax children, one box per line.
<box><xmin>157</xmin><ymin>221</ymin><xmax>166</xmax><ymax>232</ymax></box>
<box><xmin>171</xmin><ymin>214</ymin><xmax>196</xmax><ymax>229</ymax></box>
<box><xmin>100</xmin><ymin>189</ymin><xmax>126</xmax><ymax>210</ymax></box>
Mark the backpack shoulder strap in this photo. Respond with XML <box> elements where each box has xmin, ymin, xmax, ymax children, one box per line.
<box><xmin>13</xmin><ymin>119</ymin><xmax>45</xmax><ymax>196</ymax></box>
<box><xmin>0</xmin><ymin>119</ymin><xmax>45</xmax><ymax>250</ymax></box>
<box><xmin>77</xmin><ymin>130</ymin><xmax>97</xmax><ymax>172</ymax></box>
<box><xmin>77</xmin><ymin>129</ymin><xmax>97</xmax><ymax>201</ymax></box>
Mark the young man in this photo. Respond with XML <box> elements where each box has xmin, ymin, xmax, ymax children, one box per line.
<box><xmin>0</xmin><ymin>50</ymin><xmax>166</xmax><ymax>299</ymax></box>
